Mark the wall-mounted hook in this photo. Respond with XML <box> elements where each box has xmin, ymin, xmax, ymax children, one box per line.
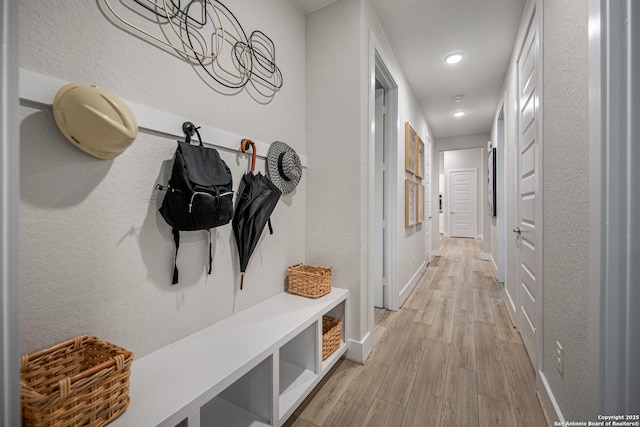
<box><xmin>182</xmin><ymin>122</ymin><xmax>202</xmax><ymax>146</ymax></box>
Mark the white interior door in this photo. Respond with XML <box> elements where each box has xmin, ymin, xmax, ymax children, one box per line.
<box><xmin>515</xmin><ymin>16</ymin><xmax>540</xmax><ymax>369</ymax></box>
<box><xmin>373</xmin><ymin>88</ymin><xmax>385</xmax><ymax>308</ymax></box>
<box><xmin>448</xmin><ymin>169</ymin><xmax>477</xmax><ymax>238</ymax></box>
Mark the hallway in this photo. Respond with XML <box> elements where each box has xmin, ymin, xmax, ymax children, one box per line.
<box><xmin>286</xmin><ymin>237</ymin><xmax>548</xmax><ymax>427</ymax></box>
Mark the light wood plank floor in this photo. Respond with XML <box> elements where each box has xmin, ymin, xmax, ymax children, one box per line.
<box><xmin>286</xmin><ymin>237</ymin><xmax>549</xmax><ymax>427</ymax></box>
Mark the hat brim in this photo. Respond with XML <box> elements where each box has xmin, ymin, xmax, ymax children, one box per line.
<box><xmin>266</xmin><ymin>141</ymin><xmax>301</xmax><ymax>195</ymax></box>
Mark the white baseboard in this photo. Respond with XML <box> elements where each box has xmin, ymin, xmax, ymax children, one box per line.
<box><xmin>346</xmin><ymin>332</ymin><xmax>374</xmax><ymax>364</ymax></box>
<box><xmin>537</xmin><ymin>371</ymin><xmax>564</xmax><ymax>424</ymax></box>
<box><xmin>432</xmin><ymin>249</ymin><xmax>441</xmax><ymax>257</ymax></box>
<box><xmin>399</xmin><ymin>261</ymin><xmax>427</xmax><ymax>307</ymax></box>
<box><xmin>480</xmin><ymin>252</ymin><xmax>498</xmax><ymax>274</ymax></box>
<box><xmin>476</xmin><ymin>234</ymin><xmax>483</xmax><ymax>239</ymax></box>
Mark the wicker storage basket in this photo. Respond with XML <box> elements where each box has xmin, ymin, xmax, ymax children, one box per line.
<box><xmin>287</xmin><ymin>264</ymin><xmax>332</xmax><ymax>298</ymax></box>
<box><xmin>20</xmin><ymin>335</ymin><xmax>134</xmax><ymax>427</ymax></box>
<box><xmin>322</xmin><ymin>316</ymin><xmax>342</xmax><ymax>360</ymax></box>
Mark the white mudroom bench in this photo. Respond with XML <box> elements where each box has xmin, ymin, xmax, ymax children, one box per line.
<box><xmin>109</xmin><ymin>288</ymin><xmax>349</xmax><ymax>427</ymax></box>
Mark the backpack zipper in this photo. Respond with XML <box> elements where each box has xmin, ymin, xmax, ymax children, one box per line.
<box><xmin>189</xmin><ymin>191</ymin><xmax>234</xmax><ymax>213</ymax></box>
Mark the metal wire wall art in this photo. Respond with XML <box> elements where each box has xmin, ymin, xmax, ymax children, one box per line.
<box><xmin>103</xmin><ymin>0</ymin><xmax>283</xmax><ymax>100</ymax></box>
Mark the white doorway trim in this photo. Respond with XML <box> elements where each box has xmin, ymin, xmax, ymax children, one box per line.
<box><xmin>496</xmin><ymin>106</ymin><xmax>507</xmax><ymax>285</ymax></box>
<box><xmin>1</xmin><ymin>0</ymin><xmax>21</xmax><ymax>424</ymax></box>
<box><xmin>588</xmin><ymin>0</ymin><xmax>640</xmax><ymax>417</ymax></box>
<box><xmin>365</xmin><ymin>30</ymin><xmax>399</xmax><ymax>361</ymax></box>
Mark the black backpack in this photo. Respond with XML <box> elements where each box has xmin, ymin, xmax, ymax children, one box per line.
<box><xmin>158</xmin><ymin>123</ymin><xmax>234</xmax><ymax>284</ymax></box>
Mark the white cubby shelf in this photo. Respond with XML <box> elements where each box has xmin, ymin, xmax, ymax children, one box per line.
<box><xmin>109</xmin><ymin>288</ymin><xmax>348</xmax><ymax>427</ymax></box>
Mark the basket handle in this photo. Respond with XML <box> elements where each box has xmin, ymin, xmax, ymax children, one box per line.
<box><xmin>20</xmin><ymin>335</ymin><xmax>89</xmax><ymax>370</ymax></box>
<box><xmin>57</xmin><ymin>377</ymin><xmax>71</xmax><ymax>400</ymax></box>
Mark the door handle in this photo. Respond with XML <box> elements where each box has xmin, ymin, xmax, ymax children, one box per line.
<box><xmin>451</xmin><ymin>212</ymin><xmax>455</xmax><ymax>214</ymax></box>
<box><xmin>428</xmin><ymin>215</ymin><xmax>433</xmax><ymax>219</ymax></box>
<box><xmin>513</xmin><ymin>227</ymin><xmax>521</xmax><ymax>234</ymax></box>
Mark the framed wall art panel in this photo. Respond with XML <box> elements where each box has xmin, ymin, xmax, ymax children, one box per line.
<box><xmin>405</xmin><ymin>122</ymin><xmax>417</xmax><ymax>175</ymax></box>
<box><xmin>405</xmin><ymin>179</ymin><xmax>417</xmax><ymax>227</ymax></box>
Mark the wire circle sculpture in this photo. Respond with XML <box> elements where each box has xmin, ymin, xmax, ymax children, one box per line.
<box><xmin>103</xmin><ymin>0</ymin><xmax>283</xmax><ymax>100</ymax></box>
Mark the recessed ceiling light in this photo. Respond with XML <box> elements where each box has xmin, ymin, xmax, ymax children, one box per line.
<box><xmin>444</xmin><ymin>52</ymin><xmax>465</xmax><ymax>64</ymax></box>
<box><xmin>453</xmin><ymin>95</ymin><xmax>464</xmax><ymax>103</ymax></box>
<box><xmin>453</xmin><ymin>111</ymin><xmax>466</xmax><ymax>118</ymax></box>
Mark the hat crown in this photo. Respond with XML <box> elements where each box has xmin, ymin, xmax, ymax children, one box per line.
<box><xmin>279</xmin><ymin>151</ymin><xmax>301</xmax><ymax>181</ymax></box>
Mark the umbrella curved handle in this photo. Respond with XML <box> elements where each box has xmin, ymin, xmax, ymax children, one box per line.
<box><xmin>241</xmin><ymin>139</ymin><xmax>257</xmax><ymax>172</ymax></box>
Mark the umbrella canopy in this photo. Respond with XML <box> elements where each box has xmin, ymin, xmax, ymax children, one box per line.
<box><xmin>233</xmin><ymin>140</ymin><xmax>281</xmax><ymax>289</ymax></box>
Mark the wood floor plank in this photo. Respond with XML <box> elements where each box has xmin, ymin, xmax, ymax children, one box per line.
<box><xmin>361</xmin><ymin>398</ymin><xmax>405</xmax><ymax>427</ymax></box>
<box><xmin>482</xmin><ymin>260</ymin><xmax>495</xmax><ymax>277</ymax></box>
<box><xmin>459</xmin><ymin>261</ymin><xmax>474</xmax><ymax>283</ymax></box>
<box><xmin>323</xmin><ymin>361</ymin><xmax>389</xmax><ymax>427</ymax></box>
<box><xmin>414</xmin><ymin>289</ymin><xmax>441</xmax><ymax>325</ymax></box>
<box><xmin>284</xmin><ymin>416</ymin><xmax>319</xmax><ymax>427</ymax></box>
<box><xmin>456</xmin><ymin>287</ymin><xmax>474</xmax><ymax>312</ymax></box>
<box><xmin>439</xmin><ymin>365</ymin><xmax>479</xmax><ymax>427</ymax></box>
<box><xmin>447</xmin><ymin>261</ymin><xmax>463</xmax><ymax>276</ymax></box>
<box><xmin>449</xmin><ymin>309</ymin><xmax>476</xmax><ymax>371</ymax></box>
<box><xmin>473</xmin><ymin>289</ymin><xmax>495</xmax><ymax>324</ymax></box>
<box><xmin>404</xmin><ymin>286</ymin><xmax>428</xmax><ymax>310</ymax></box>
<box><xmin>420</xmin><ymin>266</ymin><xmax>439</xmax><ymax>286</ymax></box>
<box><xmin>404</xmin><ymin>339</ymin><xmax>449</xmax><ymax>427</ymax></box>
<box><xmin>493</xmin><ymin>299</ymin><xmax>522</xmax><ymax>343</ymax></box>
<box><xmin>369</xmin><ymin>308</ymin><xmax>415</xmax><ymax>366</ymax></box>
<box><xmin>437</xmin><ymin>276</ymin><xmax>459</xmax><ymax>299</ymax></box>
<box><xmin>501</xmin><ymin>341</ymin><xmax>548</xmax><ymax>427</ymax></box>
<box><xmin>374</xmin><ymin>324</ymin><xmax>388</xmax><ymax>343</ymax></box>
<box><xmin>296</xmin><ymin>359</ymin><xmax>360</xmax><ymax>425</ymax></box>
<box><xmin>475</xmin><ymin>321</ymin><xmax>511</xmax><ymax>403</ymax></box>
<box><xmin>377</xmin><ymin>322</ymin><xmax>430</xmax><ymax>406</ymax></box>
<box><xmin>478</xmin><ymin>394</ymin><xmax>517</xmax><ymax>427</ymax></box>
<box><xmin>428</xmin><ymin>297</ymin><xmax>456</xmax><ymax>342</ymax></box>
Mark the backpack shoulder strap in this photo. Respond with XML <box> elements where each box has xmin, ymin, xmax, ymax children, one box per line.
<box><xmin>172</xmin><ymin>227</ymin><xmax>180</xmax><ymax>285</ymax></box>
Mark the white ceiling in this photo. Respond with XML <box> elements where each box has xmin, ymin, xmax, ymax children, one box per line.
<box><xmin>294</xmin><ymin>0</ymin><xmax>526</xmax><ymax>139</ymax></box>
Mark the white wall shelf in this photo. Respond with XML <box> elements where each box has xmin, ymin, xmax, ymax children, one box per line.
<box><xmin>109</xmin><ymin>288</ymin><xmax>348</xmax><ymax>427</ymax></box>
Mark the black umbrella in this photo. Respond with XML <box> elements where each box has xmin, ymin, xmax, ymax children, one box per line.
<box><xmin>233</xmin><ymin>139</ymin><xmax>281</xmax><ymax>289</ymax></box>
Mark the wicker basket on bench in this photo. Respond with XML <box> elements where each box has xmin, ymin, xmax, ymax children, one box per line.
<box><xmin>287</xmin><ymin>263</ymin><xmax>332</xmax><ymax>298</ymax></box>
<box><xmin>20</xmin><ymin>335</ymin><xmax>133</xmax><ymax>427</ymax></box>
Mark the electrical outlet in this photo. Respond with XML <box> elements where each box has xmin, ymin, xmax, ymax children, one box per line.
<box><xmin>556</xmin><ymin>341</ymin><xmax>563</xmax><ymax>376</ymax></box>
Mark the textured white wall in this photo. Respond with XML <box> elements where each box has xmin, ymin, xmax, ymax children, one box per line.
<box><xmin>306</xmin><ymin>0</ymin><xmax>431</xmax><ymax>346</ymax></box>
<box><xmin>542</xmin><ymin>0</ymin><xmax>590</xmax><ymax>420</ymax></box>
<box><xmin>305</xmin><ymin>0</ymin><xmax>364</xmax><ymax>342</ymax></box>
<box><xmin>19</xmin><ymin>0</ymin><xmax>306</xmax><ymax>357</ymax></box>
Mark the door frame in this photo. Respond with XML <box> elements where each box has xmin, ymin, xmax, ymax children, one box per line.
<box><xmin>588</xmin><ymin>0</ymin><xmax>640</xmax><ymax>416</ymax></box>
<box><xmin>373</xmin><ymin>86</ymin><xmax>385</xmax><ymax>308</ymax></box>
<box><xmin>424</xmin><ymin>135</ymin><xmax>432</xmax><ymax>264</ymax></box>
<box><xmin>447</xmin><ymin>168</ymin><xmax>478</xmax><ymax>238</ymax></box>
<box><xmin>1</xmin><ymin>0</ymin><xmax>21</xmax><ymax>424</ymax></box>
<box><xmin>368</xmin><ymin>31</ymin><xmax>399</xmax><ymax>347</ymax></box>
<box><xmin>496</xmin><ymin>106</ymin><xmax>507</xmax><ymax>284</ymax></box>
